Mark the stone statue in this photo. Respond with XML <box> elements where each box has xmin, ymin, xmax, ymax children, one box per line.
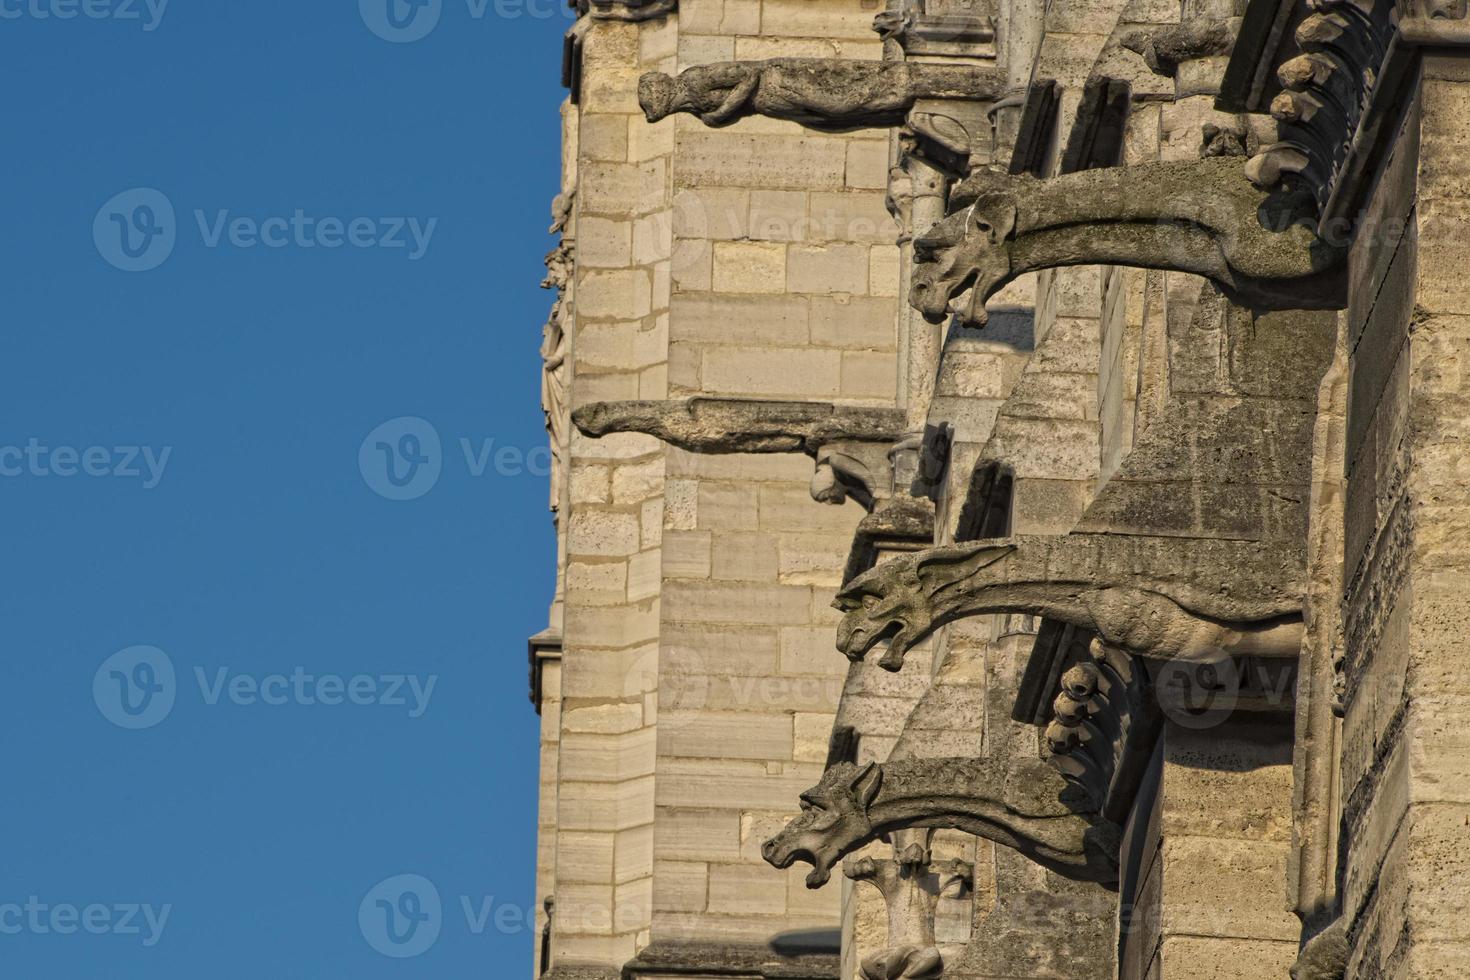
<box><xmin>908</xmin><ymin>157</ymin><xmax>1346</xmax><ymax>329</ymax></box>
<box><xmin>760</xmin><ymin>758</ymin><xmax>1121</xmax><ymax>887</ymax></box>
<box><xmin>540</xmin><ymin>194</ymin><xmax>575</xmax><ymax>517</ymax></box>
<box><xmin>540</xmin><ymin>297</ymin><xmax>569</xmax><ymax>517</ymax></box>
<box><xmin>639</xmin><ymin>59</ymin><xmax>1007</xmax><ymax>133</ymax></box>
<box><xmin>833</xmin><ymin>536</ymin><xmax>1306</xmax><ymax>671</ymax></box>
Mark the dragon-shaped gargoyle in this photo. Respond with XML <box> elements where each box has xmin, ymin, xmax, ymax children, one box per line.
<box><xmin>909</xmin><ymin>157</ymin><xmax>1347</xmax><ymax>328</ymax></box>
<box><xmin>760</xmin><ymin>758</ymin><xmax>1121</xmax><ymax>888</ymax></box>
<box><xmin>833</xmin><ymin>536</ymin><xmax>1305</xmax><ymax>671</ymax></box>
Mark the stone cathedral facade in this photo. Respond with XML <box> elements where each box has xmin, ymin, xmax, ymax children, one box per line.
<box><xmin>527</xmin><ymin>0</ymin><xmax>1470</xmax><ymax>976</ymax></box>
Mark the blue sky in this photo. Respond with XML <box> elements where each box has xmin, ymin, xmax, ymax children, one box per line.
<box><xmin>0</xmin><ymin>1</ymin><xmax>566</xmax><ymax>975</ymax></box>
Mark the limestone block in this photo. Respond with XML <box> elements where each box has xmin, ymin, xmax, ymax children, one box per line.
<box><xmin>807</xmin><ymin>192</ymin><xmax>897</xmax><ymax>245</ymax></box>
<box><xmin>653</xmin><ymin>860</ymin><xmax>710</xmax><ymax>912</ymax></box>
<box><xmin>664</xmin><ymin>530</ymin><xmax>712</xmax><ymax>578</ymax></box>
<box><xmin>809</xmin><ymin>295</ymin><xmax>895</xmax><ymax>350</ymax></box>
<box><xmin>581</xmin><ymin>116</ymin><xmax>632</xmax><ymax>164</ymax></box>
<box><xmin>662</xmin><ymin>580</ymin><xmax>813</xmax><ymax>625</ymax></box>
<box><xmin>847</xmin><ymin>139</ymin><xmax>890</xmax><ymax>191</ymax></box>
<box><xmin>677</xmin><ymin>131</ymin><xmax>848</xmax><ymax>190</ymax></box>
<box><xmin>658</xmin><ymin>807</ymin><xmax>743</xmax><ymax>861</ymax></box>
<box><xmin>579</xmin><ymin>269</ymin><xmax>654</xmax><ymax>320</ymax></box>
<box><xmin>569</xmin><ymin>511</ymin><xmax>643</xmax><ymax>557</ymax></box>
<box><xmin>559</xmin><ymin>776</ymin><xmax>656</xmax><ymax>832</ymax></box>
<box><xmin>713</xmin><ymin>242</ymin><xmax>789</xmax><ymax>294</ymax></box>
<box><xmin>788</xmin><ymin>243</ymin><xmax>870</xmax><ymax>295</ymax></box>
<box><xmin>560</xmin><ymin>728</ymin><xmax>659</xmax><ymax>783</ymax></box>
<box><xmin>711</xmin><ymin>532</ymin><xmax>779</xmax><ymax>581</ymax></box>
<box><xmin>758</xmin><ymin>0</ymin><xmax>880</xmax><ymax>40</ymax></box>
<box><xmin>627</xmin><ymin>549</ymin><xmax>661</xmax><ymax>601</ymax></box>
<box><xmin>840</xmin><ymin>351</ymin><xmax>898</xmax><ymax>400</ymax></box>
<box><xmin>869</xmin><ymin>245</ymin><xmax>900</xmax><ymax>297</ymax></box>
<box><xmin>674</xmin><ymin>187</ymin><xmax>751</xmax><ymax>240</ymax></box>
<box><xmin>696</xmin><ymin>483</ymin><xmax>760</xmax><ymax>529</ymax></box>
<box><xmin>700</xmin><ymin>347</ymin><xmax>842</xmax><ymax>397</ymax></box>
<box><xmin>559</xmin><ymin>831</ymin><xmax>618</xmax><ymax>884</ymax></box>
<box><xmin>658</xmin><ymin>709</ymin><xmax>795</xmax><ymax>760</ymax></box>
<box><xmin>565</xmin><ymin>702</ymin><xmax>645</xmax><ymax>734</ymax></box>
<box><xmin>749</xmin><ymin>189</ymin><xmax>810</xmax><ymax>242</ymax></box>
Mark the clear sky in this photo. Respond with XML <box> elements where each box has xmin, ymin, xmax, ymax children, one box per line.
<box><xmin>0</xmin><ymin>2</ymin><xmax>566</xmax><ymax>975</ymax></box>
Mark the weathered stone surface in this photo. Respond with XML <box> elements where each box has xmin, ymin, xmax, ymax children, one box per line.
<box><xmin>833</xmin><ymin>534</ymin><xmax>1305</xmax><ymax>670</ymax></box>
<box><xmin>760</xmin><ymin>758</ymin><xmax>1121</xmax><ymax>887</ymax></box>
<box><xmin>639</xmin><ymin>60</ymin><xmax>1008</xmax><ymax>132</ymax></box>
<box><xmin>910</xmin><ymin>158</ymin><xmax>1347</xmax><ymax>328</ymax></box>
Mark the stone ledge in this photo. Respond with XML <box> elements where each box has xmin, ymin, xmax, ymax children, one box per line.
<box><xmin>623</xmin><ymin>938</ymin><xmax>841</xmax><ymax>979</ymax></box>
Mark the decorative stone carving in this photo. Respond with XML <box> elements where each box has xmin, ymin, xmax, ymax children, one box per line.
<box><xmin>909</xmin><ymin>158</ymin><xmax>1346</xmax><ymax>328</ymax></box>
<box><xmin>873</xmin><ymin>0</ymin><xmax>997</xmax><ymax>60</ymax></box>
<box><xmin>1291</xmin><ymin>919</ymin><xmax>1347</xmax><ymax>980</ymax></box>
<box><xmin>843</xmin><ymin>838</ymin><xmax>970</xmax><ymax>980</ymax></box>
<box><xmin>760</xmin><ymin>757</ymin><xmax>1121</xmax><ymax>887</ymax></box>
<box><xmin>1240</xmin><ymin>0</ymin><xmax>1399</xmax><ymax>221</ymax></box>
<box><xmin>1122</xmin><ymin>20</ymin><xmax>1237</xmax><ymax>77</ymax></box>
<box><xmin>541</xmin><ymin>193</ymin><xmax>575</xmax><ymax>518</ymax></box>
<box><xmin>638</xmin><ymin>59</ymin><xmax>1007</xmax><ymax>133</ymax></box>
<box><xmin>573</xmin><ymin>398</ymin><xmax>907</xmax><ymax>510</ymax></box>
<box><xmin>832</xmin><ymin>535</ymin><xmax>1306</xmax><ymax>671</ymax></box>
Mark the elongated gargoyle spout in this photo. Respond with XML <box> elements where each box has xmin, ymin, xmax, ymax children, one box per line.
<box><xmin>833</xmin><ymin>535</ymin><xmax>1305</xmax><ymax>671</ymax></box>
<box><xmin>760</xmin><ymin>759</ymin><xmax>1121</xmax><ymax>888</ymax></box>
<box><xmin>638</xmin><ymin>58</ymin><xmax>1008</xmax><ymax>132</ymax></box>
<box><xmin>910</xmin><ymin>157</ymin><xmax>1347</xmax><ymax>328</ymax></box>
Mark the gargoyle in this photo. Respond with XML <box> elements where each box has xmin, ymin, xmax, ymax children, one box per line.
<box><xmin>760</xmin><ymin>758</ymin><xmax>1121</xmax><ymax>888</ymax></box>
<box><xmin>1122</xmin><ymin>20</ymin><xmax>1237</xmax><ymax>77</ymax></box>
<box><xmin>834</xmin><ymin>535</ymin><xmax>1305</xmax><ymax>671</ymax></box>
<box><xmin>639</xmin><ymin>59</ymin><xmax>1006</xmax><ymax>132</ymax></box>
<box><xmin>909</xmin><ymin>157</ymin><xmax>1346</xmax><ymax>328</ymax></box>
<box><xmin>572</xmin><ymin>397</ymin><xmax>906</xmax><ymax>510</ymax></box>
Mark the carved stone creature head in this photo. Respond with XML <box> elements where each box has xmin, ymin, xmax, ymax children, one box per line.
<box><xmin>761</xmin><ymin>763</ymin><xmax>883</xmax><ymax>888</ymax></box>
<box><xmin>834</xmin><ymin>543</ymin><xmax>1014</xmax><ymax>670</ymax></box>
<box><xmin>909</xmin><ymin>170</ymin><xmax>1020</xmax><ymax>328</ymax></box>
